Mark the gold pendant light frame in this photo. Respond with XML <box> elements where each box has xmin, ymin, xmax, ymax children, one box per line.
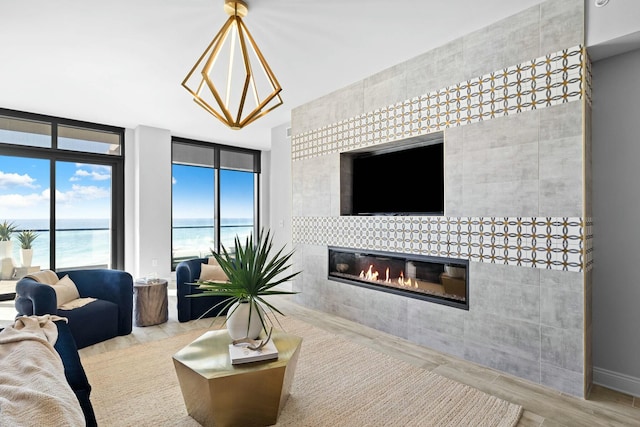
<box><xmin>182</xmin><ymin>0</ymin><xmax>283</xmax><ymax>130</ymax></box>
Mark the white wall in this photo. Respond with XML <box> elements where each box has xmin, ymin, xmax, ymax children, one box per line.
<box><xmin>269</xmin><ymin>122</ymin><xmax>293</xmax><ymax>253</ymax></box>
<box><xmin>124</xmin><ymin>125</ymin><xmax>173</xmax><ymax>281</ymax></box>
<box><xmin>592</xmin><ymin>47</ymin><xmax>640</xmax><ymax>397</ymax></box>
<box><xmin>586</xmin><ymin>0</ymin><xmax>640</xmax><ymax>60</ymax></box>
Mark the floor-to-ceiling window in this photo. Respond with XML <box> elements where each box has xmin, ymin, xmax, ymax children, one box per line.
<box><xmin>171</xmin><ymin>138</ymin><xmax>259</xmax><ymax>268</ymax></box>
<box><xmin>0</xmin><ymin>156</ymin><xmax>51</xmax><ymax>270</ymax></box>
<box><xmin>0</xmin><ymin>109</ymin><xmax>124</xmax><ymax>298</ymax></box>
<box><xmin>172</xmin><ymin>163</ymin><xmax>216</xmax><ymax>264</ymax></box>
<box><xmin>55</xmin><ymin>160</ymin><xmax>113</xmax><ymax>269</ymax></box>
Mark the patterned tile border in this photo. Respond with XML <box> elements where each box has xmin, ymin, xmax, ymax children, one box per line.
<box><xmin>584</xmin><ymin>217</ymin><xmax>593</xmax><ymax>271</ymax></box>
<box><xmin>293</xmin><ymin>216</ymin><xmax>589</xmax><ymax>272</ymax></box>
<box><xmin>291</xmin><ymin>45</ymin><xmax>586</xmax><ymax>161</ymax></box>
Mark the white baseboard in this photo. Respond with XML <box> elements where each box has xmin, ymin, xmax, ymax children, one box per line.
<box><xmin>593</xmin><ymin>367</ymin><xmax>640</xmax><ymax>398</ymax></box>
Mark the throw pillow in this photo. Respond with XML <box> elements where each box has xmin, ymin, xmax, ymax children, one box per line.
<box><xmin>199</xmin><ymin>263</ymin><xmax>228</xmax><ymax>282</ymax></box>
<box><xmin>207</xmin><ymin>256</ymin><xmax>220</xmax><ymax>266</ymax></box>
<box><xmin>52</xmin><ymin>275</ymin><xmax>81</xmax><ymax>308</ymax></box>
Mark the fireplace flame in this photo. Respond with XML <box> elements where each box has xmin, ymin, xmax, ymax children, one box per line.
<box><xmin>397</xmin><ymin>271</ymin><xmax>413</xmax><ymax>287</ymax></box>
<box><xmin>358</xmin><ymin>265</ymin><xmax>418</xmax><ymax>289</ymax></box>
<box><xmin>359</xmin><ymin>265</ymin><xmax>379</xmax><ymax>281</ymax></box>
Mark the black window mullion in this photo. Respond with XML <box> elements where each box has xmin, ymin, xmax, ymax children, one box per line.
<box><xmin>214</xmin><ymin>167</ymin><xmax>220</xmax><ymax>254</ymax></box>
<box><xmin>112</xmin><ymin>159</ymin><xmax>125</xmax><ymax>269</ymax></box>
<box><xmin>49</xmin><ymin>158</ymin><xmax>56</xmax><ymax>269</ymax></box>
<box><xmin>254</xmin><ymin>172</ymin><xmax>260</xmax><ymax>238</ymax></box>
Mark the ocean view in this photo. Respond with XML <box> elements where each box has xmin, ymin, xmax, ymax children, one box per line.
<box><xmin>4</xmin><ymin>218</ymin><xmax>253</xmax><ymax>269</ymax></box>
<box><xmin>171</xmin><ymin>218</ymin><xmax>254</xmax><ymax>261</ymax></box>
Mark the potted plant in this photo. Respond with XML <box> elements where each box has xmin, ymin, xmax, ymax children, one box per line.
<box><xmin>17</xmin><ymin>230</ymin><xmax>38</xmax><ymax>267</ymax></box>
<box><xmin>192</xmin><ymin>228</ymin><xmax>300</xmax><ymax>341</ymax></box>
<box><xmin>0</xmin><ymin>220</ymin><xmax>17</xmax><ymax>259</ymax></box>
<box><xmin>0</xmin><ymin>220</ymin><xmax>17</xmax><ymax>279</ymax></box>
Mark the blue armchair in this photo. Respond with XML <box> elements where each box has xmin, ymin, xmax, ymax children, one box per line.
<box><xmin>176</xmin><ymin>258</ymin><xmax>229</xmax><ymax>322</ymax></box>
<box><xmin>15</xmin><ymin>269</ymin><xmax>133</xmax><ymax>349</ymax></box>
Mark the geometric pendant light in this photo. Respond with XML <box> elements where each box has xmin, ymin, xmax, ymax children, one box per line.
<box><xmin>182</xmin><ymin>0</ymin><xmax>283</xmax><ymax>130</ymax></box>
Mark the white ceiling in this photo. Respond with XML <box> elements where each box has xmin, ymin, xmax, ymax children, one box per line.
<box><xmin>0</xmin><ymin>0</ymin><xmax>637</xmax><ymax>151</ymax></box>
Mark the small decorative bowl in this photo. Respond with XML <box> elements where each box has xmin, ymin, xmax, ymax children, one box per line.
<box><xmin>336</xmin><ymin>263</ymin><xmax>349</xmax><ymax>273</ymax></box>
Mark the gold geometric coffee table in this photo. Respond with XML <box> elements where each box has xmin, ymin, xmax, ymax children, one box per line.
<box><xmin>172</xmin><ymin>329</ymin><xmax>302</xmax><ymax>427</ymax></box>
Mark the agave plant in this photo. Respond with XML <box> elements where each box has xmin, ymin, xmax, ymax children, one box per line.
<box><xmin>17</xmin><ymin>230</ymin><xmax>39</xmax><ymax>249</ymax></box>
<box><xmin>0</xmin><ymin>220</ymin><xmax>17</xmax><ymax>242</ymax></box>
<box><xmin>192</xmin><ymin>228</ymin><xmax>300</xmax><ymax>337</ymax></box>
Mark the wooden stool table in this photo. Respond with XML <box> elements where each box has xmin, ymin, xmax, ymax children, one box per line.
<box><xmin>133</xmin><ymin>279</ymin><xmax>168</xmax><ymax>327</ymax></box>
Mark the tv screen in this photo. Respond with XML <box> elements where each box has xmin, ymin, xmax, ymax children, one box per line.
<box><xmin>350</xmin><ymin>143</ymin><xmax>444</xmax><ymax>215</ymax></box>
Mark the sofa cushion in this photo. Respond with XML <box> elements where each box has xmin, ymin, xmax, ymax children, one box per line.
<box><xmin>59</xmin><ymin>299</ymin><xmax>119</xmax><ymax>349</ymax></box>
<box><xmin>53</xmin><ymin>275</ymin><xmax>81</xmax><ymax>308</ymax></box>
<box><xmin>199</xmin><ymin>263</ymin><xmax>228</xmax><ymax>282</ymax></box>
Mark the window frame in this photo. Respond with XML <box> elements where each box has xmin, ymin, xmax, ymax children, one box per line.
<box><xmin>171</xmin><ymin>136</ymin><xmax>260</xmax><ymax>266</ymax></box>
<box><xmin>0</xmin><ymin>107</ymin><xmax>125</xmax><ymax>270</ymax></box>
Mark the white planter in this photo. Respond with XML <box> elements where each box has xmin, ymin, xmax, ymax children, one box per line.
<box><xmin>226</xmin><ymin>300</ymin><xmax>264</xmax><ymax>340</ymax></box>
<box><xmin>20</xmin><ymin>248</ymin><xmax>33</xmax><ymax>267</ymax></box>
<box><xmin>1</xmin><ymin>257</ymin><xmax>15</xmax><ymax>280</ymax></box>
<box><xmin>0</xmin><ymin>241</ymin><xmax>12</xmax><ymax>259</ymax></box>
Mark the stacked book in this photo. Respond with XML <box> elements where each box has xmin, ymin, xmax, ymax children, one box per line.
<box><xmin>228</xmin><ymin>339</ymin><xmax>279</xmax><ymax>365</ymax></box>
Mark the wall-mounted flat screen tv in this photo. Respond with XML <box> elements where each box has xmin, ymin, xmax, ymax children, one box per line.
<box><xmin>345</xmin><ymin>141</ymin><xmax>444</xmax><ymax>216</ymax></box>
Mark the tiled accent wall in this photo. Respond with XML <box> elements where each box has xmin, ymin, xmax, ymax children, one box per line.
<box><xmin>292</xmin><ymin>216</ymin><xmax>585</xmax><ymax>272</ymax></box>
<box><xmin>291</xmin><ymin>44</ymin><xmax>592</xmax><ymax>273</ymax></box>
<box><xmin>292</xmin><ymin>45</ymin><xmax>585</xmax><ymax>161</ymax></box>
<box><xmin>289</xmin><ymin>0</ymin><xmax>589</xmax><ymax>398</ymax></box>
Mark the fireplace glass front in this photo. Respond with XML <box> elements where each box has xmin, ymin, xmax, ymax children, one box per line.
<box><xmin>328</xmin><ymin>247</ymin><xmax>468</xmax><ymax>310</ymax></box>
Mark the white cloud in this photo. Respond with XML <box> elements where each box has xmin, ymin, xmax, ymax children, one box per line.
<box><xmin>172</xmin><ymin>176</ymin><xmax>177</xmax><ymax>185</ymax></box>
<box><xmin>0</xmin><ymin>183</ymin><xmax>109</xmax><ymax>212</ymax></box>
<box><xmin>57</xmin><ymin>184</ymin><xmax>110</xmax><ymax>202</ymax></box>
<box><xmin>69</xmin><ymin>168</ymin><xmax>111</xmax><ymax>182</ymax></box>
<box><xmin>0</xmin><ymin>171</ymin><xmax>38</xmax><ymax>189</ymax></box>
<box><xmin>0</xmin><ymin>189</ymin><xmax>49</xmax><ymax>208</ymax></box>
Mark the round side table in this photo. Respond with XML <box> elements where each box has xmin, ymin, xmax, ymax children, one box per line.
<box><xmin>133</xmin><ymin>279</ymin><xmax>168</xmax><ymax>327</ymax></box>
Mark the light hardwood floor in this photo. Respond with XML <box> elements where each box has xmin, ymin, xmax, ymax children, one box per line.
<box><xmin>3</xmin><ymin>288</ymin><xmax>639</xmax><ymax>426</ymax></box>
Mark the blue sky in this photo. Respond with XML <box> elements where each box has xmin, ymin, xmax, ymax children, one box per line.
<box><xmin>172</xmin><ymin>165</ymin><xmax>254</xmax><ymax>219</ymax></box>
<box><xmin>0</xmin><ymin>155</ymin><xmax>111</xmax><ymax>221</ymax></box>
<box><xmin>0</xmin><ymin>155</ymin><xmax>254</xmax><ymax>222</ymax></box>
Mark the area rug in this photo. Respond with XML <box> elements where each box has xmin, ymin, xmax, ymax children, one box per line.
<box><xmin>81</xmin><ymin>317</ymin><xmax>522</xmax><ymax>426</ymax></box>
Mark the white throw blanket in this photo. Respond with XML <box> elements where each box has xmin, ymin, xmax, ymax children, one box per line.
<box><xmin>0</xmin><ymin>315</ymin><xmax>85</xmax><ymax>427</ymax></box>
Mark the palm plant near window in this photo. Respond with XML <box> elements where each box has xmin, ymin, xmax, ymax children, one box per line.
<box><xmin>0</xmin><ymin>220</ymin><xmax>17</xmax><ymax>263</ymax></box>
<box><xmin>17</xmin><ymin>230</ymin><xmax>38</xmax><ymax>249</ymax></box>
<box><xmin>0</xmin><ymin>220</ymin><xmax>16</xmax><ymax>242</ymax></box>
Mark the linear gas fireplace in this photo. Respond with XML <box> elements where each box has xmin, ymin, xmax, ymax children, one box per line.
<box><xmin>328</xmin><ymin>247</ymin><xmax>469</xmax><ymax>310</ymax></box>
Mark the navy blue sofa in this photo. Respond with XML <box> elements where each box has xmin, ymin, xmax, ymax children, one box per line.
<box><xmin>176</xmin><ymin>258</ymin><xmax>229</xmax><ymax>322</ymax></box>
<box><xmin>15</xmin><ymin>269</ymin><xmax>133</xmax><ymax>349</ymax></box>
<box><xmin>54</xmin><ymin>319</ymin><xmax>98</xmax><ymax>426</ymax></box>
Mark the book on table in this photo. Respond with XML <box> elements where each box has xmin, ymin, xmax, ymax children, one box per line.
<box><xmin>228</xmin><ymin>339</ymin><xmax>279</xmax><ymax>364</ymax></box>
